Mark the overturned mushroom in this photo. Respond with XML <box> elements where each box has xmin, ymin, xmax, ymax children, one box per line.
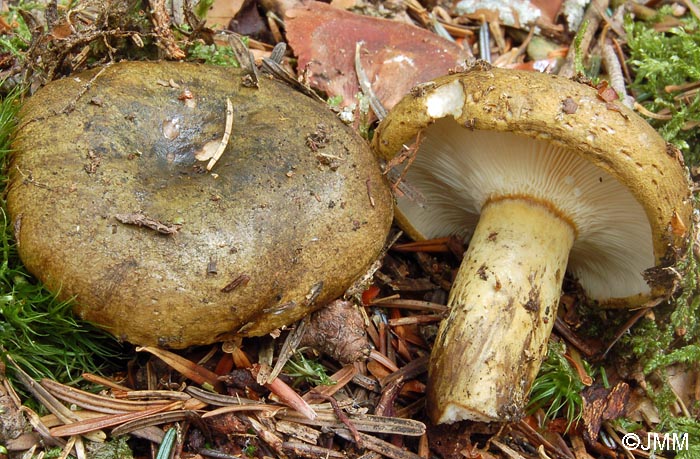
<box><xmin>372</xmin><ymin>65</ymin><xmax>691</xmax><ymax>423</ymax></box>
<box><xmin>8</xmin><ymin>61</ymin><xmax>393</xmax><ymax>348</ymax></box>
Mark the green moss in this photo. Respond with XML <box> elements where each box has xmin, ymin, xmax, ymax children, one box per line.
<box><xmin>0</xmin><ymin>4</ymin><xmax>31</xmax><ymax>60</ymax></box>
<box><xmin>527</xmin><ymin>341</ymin><xmax>585</xmax><ymax>429</ymax></box>
<box><xmin>573</xmin><ymin>19</ymin><xmax>589</xmax><ymax>76</ymax></box>
<box><xmin>327</xmin><ymin>95</ymin><xmax>344</xmax><ymax>107</ymax></box>
<box><xmin>668</xmin><ymin>417</ymin><xmax>700</xmax><ymax>458</ymax></box>
<box><xmin>0</xmin><ymin>85</ymin><xmax>124</xmax><ymax>387</ymax></box>
<box><xmin>194</xmin><ymin>0</ymin><xmax>215</xmax><ymax>20</ymax></box>
<box><xmin>625</xmin><ymin>8</ymin><xmax>700</xmax><ymax>165</ymax></box>
<box><xmin>621</xmin><ymin>242</ymin><xmax>700</xmax><ymax>377</ymax></box>
<box><xmin>283</xmin><ymin>351</ymin><xmax>335</xmax><ymax>387</ymax></box>
<box><xmin>616</xmin><ymin>235</ymin><xmax>700</xmax><ymax>446</ymax></box>
<box><xmin>186</xmin><ymin>41</ymin><xmax>240</xmax><ymax>67</ymax></box>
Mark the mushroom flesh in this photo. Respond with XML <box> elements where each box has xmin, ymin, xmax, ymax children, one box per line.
<box><xmin>372</xmin><ymin>65</ymin><xmax>692</xmax><ymax>423</ymax></box>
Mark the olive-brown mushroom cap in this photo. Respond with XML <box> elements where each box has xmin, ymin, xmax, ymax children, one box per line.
<box><xmin>373</xmin><ymin>66</ymin><xmax>692</xmax><ymax>305</ymax></box>
<box><xmin>8</xmin><ymin>61</ymin><xmax>393</xmax><ymax>348</ymax></box>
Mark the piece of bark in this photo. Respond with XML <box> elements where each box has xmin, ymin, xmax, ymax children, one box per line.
<box><xmin>582</xmin><ymin>382</ymin><xmax>630</xmax><ymax>443</ymax></box>
<box><xmin>0</xmin><ymin>378</ymin><xmax>27</xmax><ymax>444</ymax></box>
<box><xmin>299</xmin><ymin>299</ymin><xmax>371</xmax><ymax>364</ymax></box>
<box><xmin>148</xmin><ymin>0</ymin><xmax>186</xmax><ymax>59</ymax></box>
<box><xmin>285</xmin><ymin>2</ymin><xmax>470</xmax><ymax>113</ymax></box>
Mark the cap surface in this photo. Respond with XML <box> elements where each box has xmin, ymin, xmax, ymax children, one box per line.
<box><xmin>8</xmin><ymin>61</ymin><xmax>393</xmax><ymax>347</ymax></box>
<box><xmin>373</xmin><ymin>66</ymin><xmax>691</xmax><ymax>305</ymax></box>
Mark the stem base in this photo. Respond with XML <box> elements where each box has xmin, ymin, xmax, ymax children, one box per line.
<box><xmin>428</xmin><ymin>198</ymin><xmax>575</xmax><ymax>423</ymax></box>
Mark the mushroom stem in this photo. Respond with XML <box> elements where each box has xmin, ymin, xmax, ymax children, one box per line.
<box><xmin>427</xmin><ymin>197</ymin><xmax>575</xmax><ymax>424</ymax></box>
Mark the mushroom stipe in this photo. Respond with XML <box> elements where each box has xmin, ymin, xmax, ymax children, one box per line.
<box><xmin>372</xmin><ymin>64</ymin><xmax>692</xmax><ymax>424</ymax></box>
<box><xmin>8</xmin><ymin>61</ymin><xmax>393</xmax><ymax>348</ymax></box>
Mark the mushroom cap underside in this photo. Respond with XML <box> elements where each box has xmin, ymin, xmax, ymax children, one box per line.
<box><xmin>8</xmin><ymin>61</ymin><xmax>393</xmax><ymax>348</ymax></box>
<box><xmin>372</xmin><ymin>66</ymin><xmax>692</xmax><ymax>305</ymax></box>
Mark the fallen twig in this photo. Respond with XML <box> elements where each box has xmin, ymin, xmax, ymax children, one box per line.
<box><xmin>246</xmin><ymin>416</ymin><xmax>286</xmax><ymax>456</ymax></box>
<box><xmin>559</xmin><ymin>0</ymin><xmax>609</xmax><ymax>78</ymax></box>
<box><xmin>275</xmin><ymin>420</ymin><xmax>321</xmax><ymax>444</ymax></box>
<box><xmin>392</xmin><ymin>237</ymin><xmax>453</xmax><ymax>253</ymax></box>
<box><xmin>81</xmin><ymin>373</ymin><xmax>131</xmax><ymax>392</ymax></box>
<box><xmin>261</xmin><ymin>57</ymin><xmax>324</xmax><ymax>102</ymax></box>
<box><xmin>388</xmin><ymin>314</ymin><xmax>443</xmax><ymax>327</ymax></box>
<box><xmin>116</xmin><ymin>390</ymin><xmax>192</xmax><ymax>401</ymax></box>
<box><xmin>115</xmin><ymin>213</ymin><xmax>181</xmax><ymax>235</ymax></box>
<box><xmin>319</xmin><ymin>393</ymin><xmax>363</xmax><ymax>446</ymax></box>
<box><xmin>380</xmin><ymin>354</ymin><xmax>429</xmax><ymax>388</ymax></box>
<box><xmin>148</xmin><ymin>0</ymin><xmax>185</xmax><ymax>59</ymax></box>
<box><xmin>491</xmin><ymin>439</ymin><xmax>528</xmax><ymax>459</ymax></box>
<box><xmin>370</xmin><ymin>297</ymin><xmax>447</xmax><ymax>313</ymax></box>
<box><xmin>375</xmin><ymin>376</ymin><xmax>404</xmax><ymax>416</ymax></box>
<box><xmin>553</xmin><ymin>317</ymin><xmax>601</xmax><ymax>358</ymax></box>
<box><xmin>602</xmin><ymin>301</ymin><xmax>661</xmax><ymax>358</ymax></box>
<box><xmin>601</xmin><ymin>39</ymin><xmax>633</xmax><ymax>109</ymax></box>
<box><xmin>515</xmin><ymin>421</ymin><xmax>576</xmax><ymax>459</ymax></box>
<box><xmin>60</xmin><ymin>65</ymin><xmax>109</xmax><ymax>115</ymax></box>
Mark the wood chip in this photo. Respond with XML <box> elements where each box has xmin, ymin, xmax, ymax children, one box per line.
<box><xmin>281</xmin><ymin>441</ymin><xmax>346</xmax><ymax>458</ymax></box>
<box><xmin>280</xmin><ymin>410</ymin><xmax>426</xmax><ymax>437</ymax></box>
<box><xmin>220</xmin><ymin>273</ymin><xmax>250</xmax><ymax>293</ymax></box>
<box><xmin>334</xmin><ymin>429</ymin><xmax>424</xmax><ymax>459</ymax></box>
<box><xmin>275</xmin><ymin>420</ymin><xmax>321</xmax><ymax>444</ymax></box>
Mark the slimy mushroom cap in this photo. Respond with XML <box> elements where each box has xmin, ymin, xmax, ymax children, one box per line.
<box><xmin>9</xmin><ymin>61</ymin><xmax>393</xmax><ymax>348</ymax></box>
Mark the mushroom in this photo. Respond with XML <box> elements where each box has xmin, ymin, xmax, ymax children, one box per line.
<box><xmin>372</xmin><ymin>64</ymin><xmax>692</xmax><ymax>423</ymax></box>
<box><xmin>8</xmin><ymin>61</ymin><xmax>393</xmax><ymax>348</ymax></box>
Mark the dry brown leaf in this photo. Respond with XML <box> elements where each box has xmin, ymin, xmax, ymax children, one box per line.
<box><xmin>250</xmin><ymin>364</ymin><xmax>318</xmax><ymax>420</ymax></box>
<box><xmin>49</xmin><ymin>403</ymin><xmax>178</xmax><ymax>437</ymax></box>
<box><xmin>285</xmin><ymin>1</ymin><xmax>470</xmax><ymax>113</ymax></box>
<box><xmin>530</xmin><ymin>0</ymin><xmax>564</xmax><ymax>24</ymax></box>
<box><xmin>136</xmin><ymin>346</ymin><xmax>223</xmax><ymax>391</ymax></box>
